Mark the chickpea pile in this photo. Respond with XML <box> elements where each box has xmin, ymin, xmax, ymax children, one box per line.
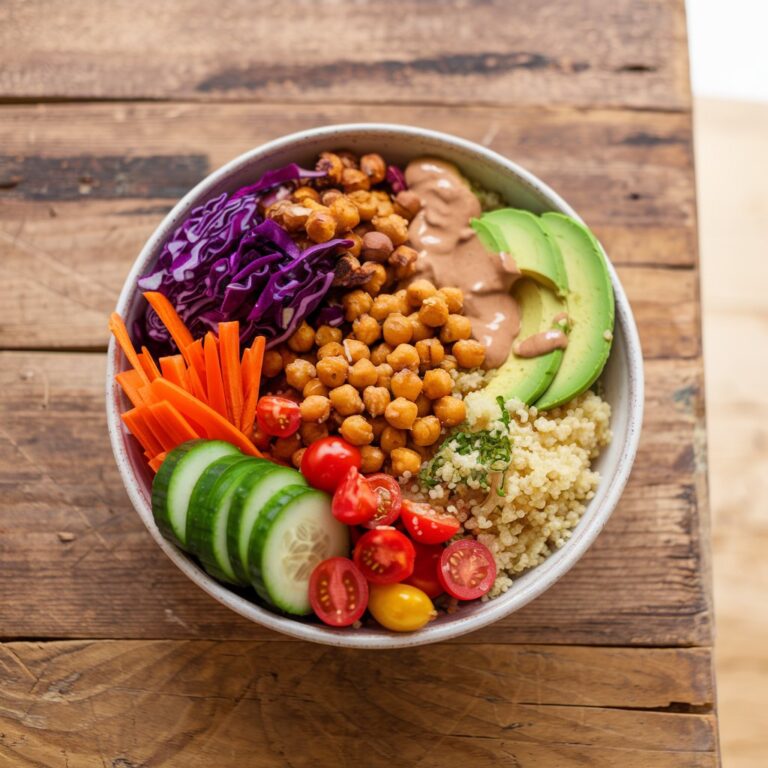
<box><xmin>259</xmin><ymin>150</ymin><xmax>487</xmax><ymax>477</ymax></box>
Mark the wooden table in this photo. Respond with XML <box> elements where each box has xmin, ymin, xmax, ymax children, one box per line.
<box><xmin>0</xmin><ymin>1</ymin><xmax>718</xmax><ymax>765</ymax></box>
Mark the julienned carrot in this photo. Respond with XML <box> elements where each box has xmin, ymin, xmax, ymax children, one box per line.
<box><xmin>122</xmin><ymin>408</ymin><xmax>163</xmax><ymax>457</ymax></box>
<box><xmin>240</xmin><ymin>336</ymin><xmax>265</xmax><ymax>436</ymax></box>
<box><xmin>149</xmin><ymin>452</ymin><xmax>167</xmax><ymax>473</ymax></box>
<box><xmin>159</xmin><ymin>355</ymin><xmax>188</xmax><ymax>390</ymax></box>
<box><xmin>143</xmin><ymin>292</ymin><xmax>194</xmax><ymax>350</ymax></box>
<box><xmin>139</xmin><ymin>346</ymin><xmax>162</xmax><ymax>381</ymax></box>
<box><xmin>116</xmin><ymin>369</ymin><xmax>147</xmax><ymax>408</ymax></box>
<box><xmin>150</xmin><ymin>377</ymin><xmax>261</xmax><ymax>457</ymax></box>
<box><xmin>140</xmin><ymin>405</ymin><xmax>176</xmax><ymax>452</ymax></box>
<box><xmin>148</xmin><ymin>400</ymin><xmax>199</xmax><ymax>446</ymax></box>
<box><xmin>185</xmin><ymin>338</ymin><xmax>208</xmax><ymax>399</ymax></box>
<box><xmin>241</xmin><ymin>348</ymin><xmax>252</xmax><ymax>398</ymax></box>
<box><xmin>218</xmin><ymin>321</ymin><xmax>243</xmax><ymax>428</ymax></box>
<box><xmin>109</xmin><ymin>313</ymin><xmax>150</xmax><ymax>386</ymax></box>
<box><xmin>204</xmin><ymin>331</ymin><xmax>229</xmax><ymax>420</ymax></box>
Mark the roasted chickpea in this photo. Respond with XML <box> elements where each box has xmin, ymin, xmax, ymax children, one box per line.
<box><xmin>346</xmin><ymin>231</ymin><xmax>363</xmax><ymax>258</ymax></box>
<box><xmin>291</xmin><ymin>448</ymin><xmax>307</xmax><ymax>469</ymax></box>
<box><xmin>342</xmin><ymin>289</ymin><xmax>373</xmax><ymax>321</ymax></box>
<box><xmin>273</xmin><ymin>433</ymin><xmax>302</xmax><ymax>460</ymax></box>
<box><xmin>300</xmin><ymin>421</ymin><xmax>329</xmax><ymax>445</ymax></box>
<box><xmin>316</xmin><ymin>356</ymin><xmax>348</xmax><ymax>388</ymax></box>
<box><xmin>452</xmin><ymin>339</ymin><xmax>487</xmax><ymax>369</ymax></box>
<box><xmin>370</xmin><ymin>416</ymin><xmax>388</xmax><ymax>440</ymax></box>
<box><xmin>419</xmin><ymin>295</ymin><xmax>450</xmax><ymax>327</ymax></box>
<box><xmin>302</xmin><ymin>378</ymin><xmax>329</xmax><ymax>398</ymax></box>
<box><xmin>360</xmin><ymin>153</ymin><xmax>387</xmax><ymax>184</ymax></box>
<box><xmin>285</xmin><ymin>358</ymin><xmax>316</xmax><ymax>390</ymax></box>
<box><xmin>406</xmin><ymin>278</ymin><xmax>438</xmax><ymax>307</ymax></box>
<box><xmin>340</xmin><ymin>415</ymin><xmax>374</xmax><ymax>446</ymax></box>
<box><xmin>408</xmin><ymin>312</ymin><xmax>434</xmax><ymax>342</ymax></box>
<box><xmin>317</xmin><ymin>341</ymin><xmax>345</xmax><ymax>359</ymax></box>
<box><xmin>361</xmin><ymin>231</ymin><xmax>394</xmax><ymax>262</ymax></box>
<box><xmin>337</xmin><ymin>150</ymin><xmax>359</xmax><ymax>169</ymax></box>
<box><xmin>385</xmin><ymin>397</ymin><xmax>418</xmax><ymax>429</ymax></box>
<box><xmin>263</xmin><ymin>349</ymin><xmax>284</xmax><ymax>377</ymax></box>
<box><xmin>359</xmin><ymin>445</ymin><xmax>385</xmax><ymax>474</ymax></box>
<box><xmin>386</xmin><ymin>343</ymin><xmax>420</xmax><ymax>372</ymax></box>
<box><xmin>293</xmin><ymin>186</ymin><xmax>321</xmax><ymax>204</ymax></box>
<box><xmin>388</xmin><ymin>245</ymin><xmax>418</xmax><ymax>280</ymax></box>
<box><xmin>411</xmin><ymin>415</ymin><xmax>441</xmax><ymax>447</ymax></box>
<box><xmin>393</xmin><ymin>190</ymin><xmax>422</xmax><ymax>220</ymax></box>
<box><xmin>316</xmin><ymin>152</ymin><xmax>344</xmax><ymax>184</ymax></box>
<box><xmin>352</xmin><ymin>314</ymin><xmax>381</xmax><ymax>345</ymax></box>
<box><xmin>437</xmin><ymin>286</ymin><xmax>464</xmax><ymax>313</ymax></box>
<box><xmin>370</xmin><ymin>293</ymin><xmax>401</xmax><ymax>321</ymax></box>
<box><xmin>363</xmin><ymin>385</ymin><xmax>391</xmax><ymax>417</ymax></box>
<box><xmin>415</xmin><ymin>338</ymin><xmax>445</xmax><ymax>369</ymax></box>
<box><xmin>415</xmin><ymin>393</ymin><xmax>432</xmax><ymax>417</ymax></box>
<box><xmin>348</xmin><ymin>358</ymin><xmax>378</xmax><ymax>389</ymax></box>
<box><xmin>280</xmin><ymin>348</ymin><xmax>298</xmax><ymax>368</ymax></box>
<box><xmin>371</xmin><ymin>190</ymin><xmax>395</xmax><ymax>217</ymax></box>
<box><xmin>370</xmin><ymin>342</ymin><xmax>394</xmax><ymax>366</ymax></box>
<box><xmin>375</xmin><ymin>362</ymin><xmax>394</xmax><ymax>389</ymax></box>
<box><xmin>393</xmin><ymin>289</ymin><xmax>412</xmax><ymax>314</ymax></box>
<box><xmin>287</xmin><ymin>321</ymin><xmax>316</xmax><ymax>352</ymax></box>
<box><xmin>320</xmin><ymin>188</ymin><xmax>343</xmax><ymax>207</ymax></box>
<box><xmin>382</xmin><ymin>312</ymin><xmax>413</xmax><ymax>346</ymax></box>
<box><xmin>390</xmin><ymin>369</ymin><xmax>423</xmax><ymax>401</ymax></box>
<box><xmin>343</xmin><ymin>338</ymin><xmax>370</xmax><ymax>363</ymax></box>
<box><xmin>380</xmin><ymin>425</ymin><xmax>407</xmax><ymax>454</ymax></box>
<box><xmin>440</xmin><ymin>354</ymin><xmax>458</xmax><ymax>372</ymax></box>
<box><xmin>440</xmin><ymin>314</ymin><xmax>472</xmax><ymax>343</ymax></box>
<box><xmin>433</xmin><ymin>396</ymin><xmax>467</xmax><ymax>427</ymax></box>
<box><xmin>330</xmin><ymin>195</ymin><xmax>361</xmax><ymax>233</ymax></box>
<box><xmin>306</xmin><ymin>210</ymin><xmax>337</xmax><ymax>243</ymax></box>
<box><xmin>422</xmin><ymin>368</ymin><xmax>454</xmax><ymax>400</ymax></box>
<box><xmin>300</xmin><ymin>395</ymin><xmax>332</xmax><ymax>423</ymax></box>
<box><xmin>315</xmin><ymin>324</ymin><xmax>342</xmax><ymax>347</ymax></box>
<box><xmin>330</xmin><ymin>384</ymin><xmax>364</xmax><ymax>416</ymax></box>
<box><xmin>360</xmin><ymin>262</ymin><xmax>388</xmax><ymax>296</ymax></box>
<box><xmin>342</xmin><ymin>167</ymin><xmax>370</xmax><ymax>193</ymax></box>
<box><xmin>390</xmin><ymin>447</ymin><xmax>422</xmax><ymax>476</ymax></box>
<box><xmin>372</xmin><ymin>213</ymin><xmax>409</xmax><ymax>246</ymax></box>
<box><xmin>279</xmin><ymin>202</ymin><xmax>312</xmax><ymax>232</ymax></box>
<box><xmin>348</xmin><ymin>190</ymin><xmax>378</xmax><ymax>221</ymax></box>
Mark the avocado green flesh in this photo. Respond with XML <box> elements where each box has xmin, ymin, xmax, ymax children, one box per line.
<box><xmin>473</xmin><ymin>209</ymin><xmax>568</xmax><ymax>295</ymax></box>
<box><xmin>482</xmin><ymin>279</ymin><xmax>567</xmax><ymax>405</ymax></box>
<box><xmin>534</xmin><ymin>213</ymin><xmax>614</xmax><ymax>410</ymax></box>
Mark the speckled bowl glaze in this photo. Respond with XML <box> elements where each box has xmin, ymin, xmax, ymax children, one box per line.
<box><xmin>106</xmin><ymin>124</ymin><xmax>644</xmax><ymax>648</ymax></box>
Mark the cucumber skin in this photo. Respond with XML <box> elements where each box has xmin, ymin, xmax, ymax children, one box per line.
<box><xmin>186</xmin><ymin>455</ymin><xmax>264</xmax><ymax>584</ymax></box>
<box><xmin>246</xmin><ymin>485</ymin><xmax>316</xmax><ymax>611</ymax></box>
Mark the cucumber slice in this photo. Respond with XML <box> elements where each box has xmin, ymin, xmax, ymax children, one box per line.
<box><xmin>151</xmin><ymin>440</ymin><xmax>240</xmax><ymax>550</ymax></box>
<box><xmin>186</xmin><ymin>455</ymin><xmax>266</xmax><ymax>584</ymax></box>
<box><xmin>227</xmin><ymin>464</ymin><xmax>307</xmax><ymax>584</ymax></box>
<box><xmin>248</xmin><ymin>485</ymin><xmax>349</xmax><ymax>615</ymax></box>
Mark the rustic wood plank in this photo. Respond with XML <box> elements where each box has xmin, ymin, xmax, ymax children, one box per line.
<box><xmin>0</xmin><ymin>0</ymin><xmax>691</xmax><ymax>109</ymax></box>
<box><xmin>0</xmin><ymin>640</ymin><xmax>717</xmax><ymax>767</ymax></box>
<box><xmin>0</xmin><ymin>351</ymin><xmax>710</xmax><ymax>645</ymax></box>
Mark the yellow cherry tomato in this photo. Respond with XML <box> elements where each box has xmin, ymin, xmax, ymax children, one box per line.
<box><xmin>368</xmin><ymin>583</ymin><xmax>437</xmax><ymax>632</ymax></box>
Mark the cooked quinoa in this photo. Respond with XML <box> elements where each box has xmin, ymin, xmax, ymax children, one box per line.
<box><xmin>408</xmin><ymin>389</ymin><xmax>611</xmax><ymax>597</ymax></box>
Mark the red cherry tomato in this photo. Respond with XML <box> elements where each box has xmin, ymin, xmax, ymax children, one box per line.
<box><xmin>363</xmin><ymin>474</ymin><xmax>402</xmax><ymax>528</ymax></box>
<box><xmin>332</xmin><ymin>467</ymin><xmax>378</xmax><ymax>525</ymax></box>
<box><xmin>300</xmin><ymin>437</ymin><xmax>362</xmax><ymax>494</ymax></box>
<box><xmin>309</xmin><ymin>557</ymin><xmax>368</xmax><ymax>627</ymax></box>
<box><xmin>353</xmin><ymin>527</ymin><xmax>415</xmax><ymax>584</ymax></box>
<box><xmin>438</xmin><ymin>539</ymin><xmax>496</xmax><ymax>600</ymax></box>
<box><xmin>256</xmin><ymin>396</ymin><xmax>301</xmax><ymax>438</ymax></box>
<box><xmin>404</xmin><ymin>542</ymin><xmax>444</xmax><ymax>598</ymax></box>
<box><xmin>400</xmin><ymin>499</ymin><xmax>460</xmax><ymax>545</ymax></box>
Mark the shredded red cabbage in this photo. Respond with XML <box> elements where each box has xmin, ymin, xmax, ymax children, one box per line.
<box><xmin>386</xmin><ymin>164</ymin><xmax>407</xmax><ymax>193</ymax></box>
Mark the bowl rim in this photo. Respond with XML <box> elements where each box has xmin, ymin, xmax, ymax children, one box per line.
<box><xmin>106</xmin><ymin>122</ymin><xmax>644</xmax><ymax>648</ymax></box>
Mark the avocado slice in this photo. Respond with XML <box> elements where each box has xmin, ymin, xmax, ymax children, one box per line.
<box><xmin>534</xmin><ymin>213</ymin><xmax>615</xmax><ymax>411</ymax></box>
<box><xmin>472</xmin><ymin>209</ymin><xmax>569</xmax><ymax>295</ymax></box>
<box><xmin>482</xmin><ymin>279</ymin><xmax>568</xmax><ymax>405</ymax></box>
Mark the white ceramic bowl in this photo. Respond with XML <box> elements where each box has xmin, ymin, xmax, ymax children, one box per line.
<box><xmin>106</xmin><ymin>124</ymin><xmax>644</xmax><ymax>648</ymax></box>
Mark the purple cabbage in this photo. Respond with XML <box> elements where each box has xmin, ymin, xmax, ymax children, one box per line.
<box><xmin>386</xmin><ymin>164</ymin><xmax>407</xmax><ymax>193</ymax></box>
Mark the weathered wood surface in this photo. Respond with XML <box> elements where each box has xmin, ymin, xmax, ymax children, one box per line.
<box><xmin>0</xmin><ymin>641</ymin><xmax>717</xmax><ymax>767</ymax></box>
<box><xmin>0</xmin><ymin>351</ymin><xmax>710</xmax><ymax>645</ymax></box>
<box><xmin>0</xmin><ymin>0</ymin><xmax>691</xmax><ymax>109</ymax></box>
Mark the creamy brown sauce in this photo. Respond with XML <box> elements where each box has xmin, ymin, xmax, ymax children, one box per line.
<box><xmin>513</xmin><ymin>328</ymin><xmax>569</xmax><ymax>358</ymax></box>
<box><xmin>404</xmin><ymin>158</ymin><xmax>568</xmax><ymax>368</ymax></box>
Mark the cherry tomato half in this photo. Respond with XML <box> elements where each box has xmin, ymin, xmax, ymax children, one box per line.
<box><xmin>368</xmin><ymin>583</ymin><xmax>436</xmax><ymax>632</ymax></box>
<box><xmin>400</xmin><ymin>499</ymin><xmax>460</xmax><ymax>545</ymax></box>
<box><xmin>256</xmin><ymin>396</ymin><xmax>301</xmax><ymax>438</ymax></box>
<box><xmin>353</xmin><ymin>527</ymin><xmax>415</xmax><ymax>584</ymax></box>
<box><xmin>309</xmin><ymin>557</ymin><xmax>368</xmax><ymax>627</ymax></box>
<box><xmin>362</xmin><ymin>474</ymin><xmax>402</xmax><ymax>529</ymax></box>
<box><xmin>404</xmin><ymin>542</ymin><xmax>444</xmax><ymax>598</ymax></box>
<box><xmin>301</xmin><ymin>437</ymin><xmax>362</xmax><ymax>494</ymax></box>
<box><xmin>438</xmin><ymin>539</ymin><xmax>496</xmax><ymax>600</ymax></box>
<box><xmin>332</xmin><ymin>467</ymin><xmax>378</xmax><ymax>525</ymax></box>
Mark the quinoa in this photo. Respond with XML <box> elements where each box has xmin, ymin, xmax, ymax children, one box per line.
<box><xmin>411</xmin><ymin>389</ymin><xmax>612</xmax><ymax>597</ymax></box>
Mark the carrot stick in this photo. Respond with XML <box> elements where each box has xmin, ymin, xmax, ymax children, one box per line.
<box><xmin>218</xmin><ymin>321</ymin><xmax>243</xmax><ymax>428</ymax></box>
<box><xmin>148</xmin><ymin>401</ymin><xmax>199</xmax><ymax>446</ymax></box>
<box><xmin>240</xmin><ymin>336</ymin><xmax>265</xmax><ymax>436</ymax></box>
<box><xmin>109</xmin><ymin>313</ymin><xmax>150</xmax><ymax>386</ymax></box>
<box><xmin>241</xmin><ymin>348</ymin><xmax>252</xmax><ymax>397</ymax></box>
<box><xmin>139</xmin><ymin>346</ymin><xmax>162</xmax><ymax>381</ymax></box>
<box><xmin>159</xmin><ymin>355</ymin><xmax>189</xmax><ymax>390</ymax></box>
<box><xmin>116</xmin><ymin>369</ymin><xmax>148</xmax><ymax>408</ymax></box>
<box><xmin>121</xmin><ymin>408</ymin><xmax>163</xmax><ymax>457</ymax></box>
<box><xmin>185</xmin><ymin>338</ymin><xmax>208</xmax><ymax>399</ymax></box>
<box><xmin>143</xmin><ymin>291</ymin><xmax>194</xmax><ymax>351</ymax></box>
<box><xmin>204</xmin><ymin>331</ymin><xmax>229</xmax><ymax>420</ymax></box>
<box><xmin>149</xmin><ymin>452</ymin><xmax>167</xmax><ymax>473</ymax></box>
<box><xmin>149</xmin><ymin>378</ymin><xmax>261</xmax><ymax>457</ymax></box>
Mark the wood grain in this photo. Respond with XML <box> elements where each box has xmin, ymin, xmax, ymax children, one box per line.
<box><xmin>0</xmin><ymin>351</ymin><xmax>711</xmax><ymax>645</ymax></box>
<box><xmin>0</xmin><ymin>0</ymin><xmax>691</xmax><ymax>109</ymax></box>
<box><xmin>0</xmin><ymin>640</ymin><xmax>717</xmax><ymax>767</ymax></box>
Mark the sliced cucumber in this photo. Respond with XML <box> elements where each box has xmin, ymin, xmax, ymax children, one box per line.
<box><xmin>248</xmin><ymin>486</ymin><xmax>349</xmax><ymax>615</ymax></box>
<box><xmin>227</xmin><ymin>464</ymin><xmax>307</xmax><ymax>584</ymax></box>
<box><xmin>186</xmin><ymin>455</ymin><xmax>266</xmax><ymax>584</ymax></box>
<box><xmin>151</xmin><ymin>439</ymin><xmax>239</xmax><ymax>550</ymax></box>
